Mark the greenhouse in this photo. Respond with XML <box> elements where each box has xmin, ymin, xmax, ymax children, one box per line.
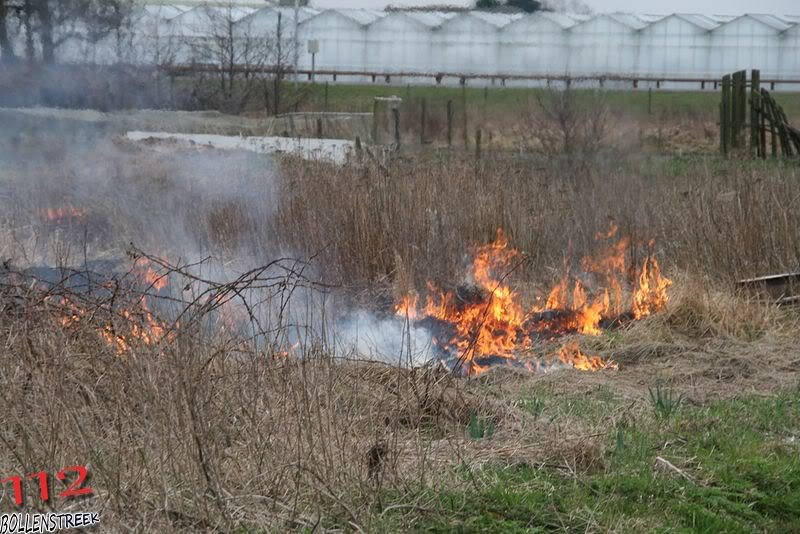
<box><xmin>7</xmin><ymin>6</ymin><xmax>800</xmax><ymax>88</ymax></box>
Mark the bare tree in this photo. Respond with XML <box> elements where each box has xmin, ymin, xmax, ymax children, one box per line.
<box><xmin>0</xmin><ymin>0</ymin><xmax>17</xmax><ymax>63</ymax></box>
<box><xmin>1</xmin><ymin>0</ymin><xmax>133</xmax><ymax>64</ymax></box>
<box><xmin>531</xmin><ymin>82</ymin><xmax>608</xmax><ymax>157</ymax></box>
<box><xmin>182</xmin><ymin>3</ymin><xmax>293</xmax><ymax>114</ymax></box>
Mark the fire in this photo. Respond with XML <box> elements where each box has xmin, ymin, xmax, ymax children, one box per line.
<box><xmin>395</xmin><ymin>293</ymin><xmax>418</xmax><ymax>320</ymax></box>
<box><xmin>418</xmin><ymin>229</ymin><xmax>529</xmax><ymax>362</ymax></box>
<box><xmin>133</xmin><ymin>258</ymin><xmax>168</xmax><ymax>292</ymax></box>
<box><xmin>54</xmin><ymin>294</ymin><xmax>172</xmax><ymax>355</ymax></box>
<box><xmin>633</xmin><ymin>253</ymin><xmax>672</xmax><ymax>320</ymax></box>
<box><xmin>396</xmin><ymin>227</ymin><xmax>671</xmax><ymax>376</ymax></box>
<box><xmin>50</xmin><ymin>260</ymin><xmax>173</xmax><ymax>354</ymax></box>
<box><xmin>38</xmin><ymin>207</ymin><xmax>86</xmax><ymax>224</ymax></box>
<box><xmin>556</xmin><ymin>340</ymin><xmax>617</xmax><ymax>371</ymax></box>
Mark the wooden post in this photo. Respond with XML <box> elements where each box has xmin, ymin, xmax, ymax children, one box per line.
<box><xmin>392</xmin><ymin>107</ymin><xmax>400</xmax><ymax>147</ymax></box>
<box><xmin>475</xmin><ymin>128</ymin><xmax>482</xmax><ymax>160</ymax></box>
<box><xmin>447</xmin><ymin>100</ymin><xmax>454</xmax><ymax>148</ymax></box>
<box><xmin>730</xmin><ymin>71</ymin><xmax>741</xmax><ymax>149</ymax></box>
<box><xmin>750</xmin><ymin>69</ymin><xmax>760</xmax><ymax>158</ymax></box>
<box><xmin>738</xmin><ymin>71</ymin><xmax>747</xmax><ymax>147</ymax></box>
<box><xmin>420</xmin><ymin>98</ymin><xmax>427</xmax><ymax>145</ymax></box>
<box><xmin>462</xmin><ymin>85</ymin><xmax>469</xmax><ymax>150</ymax></box>
<box><xmin>316</xmin><ymin>117</ymin><xmax>323</xmax><ymax>138</ymax></box>
<box><xmin>372</xmin><ymin>98</ymin><xmax>379</xmax><ymax>144</ymax></box>
<box><xmin>764</xmin><ymin>89</ymin><xmax>778</xmax><ymax>158</ymax></box>
<box><xmin>776</xmin><ymin>100</ymin><xmax>794</xmax><ymax>157</ymax></box>
<box><xmin>760</xmin><ymin>89</ymin><xmax>767</xmax><ymax>159</ymax></box>
<box><xmin>324</xmin><ymin>82</ymin><xmax>329</xmax><ymax>112</ymax></box>
<box><xmin>648</xmin><ymin>87</ymin><xmax>652</xmax><ymax>115</ymax></box>
<box><xmin>720</xmin><ymin>74</ymin><xmax>731</xmax><ymax>155</ymax></box>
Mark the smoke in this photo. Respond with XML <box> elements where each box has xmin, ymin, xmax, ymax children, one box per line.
<box><xmin>0</xmin><ymin>108</ymin><xmax>435</xmax><ymax>367</ymax></box>
<box><xmin>332</xmin><ymin>310</ymin><xmax>436</xmax><ymax>366</ymax></box>
<box><xmin>0</xmin><ymin>109</ymin><xmax>279</xmax><ymax>269</ymax></box>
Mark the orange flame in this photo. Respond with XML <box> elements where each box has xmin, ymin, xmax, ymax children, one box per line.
<box><xmin>396</xmin><ymin>227</ymin><xmax>670</xmax><ymax>376</ymax></box>
<box><xmin>134</xmin><ymin>258</ymin><xmax>168</xmax><ymax>292</ymax></box>
<box><xmin>395</xmin><ymin>293</ymin><xmax>418</xmax><ymax>320</ymax></box>
<box><xmin>55</xmin><ymin>294</ymin><xmax>172</xmax><ymax>355</ymax></box>
<box><xmin>556</xmin><ymin>340</ymin><xmax>617</xmax><ymax>371</ymax></box>
<box><xmin>38</xmin><ymin>207</ymin><xmax>86</xmax><ymax>224</ymax></box>
<box><xmin>633</xmin><ymin>254</ymin><xmax>672</xmax><ymax>320</ymax></box>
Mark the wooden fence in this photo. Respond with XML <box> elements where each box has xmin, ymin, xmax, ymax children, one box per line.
<box><xmin>720</xmin><ymin>69</ymin><xmax>800</xmax><ymax>158</ymax></box>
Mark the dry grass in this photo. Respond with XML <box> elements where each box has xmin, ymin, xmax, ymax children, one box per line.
<box><xmin>274</xmin><ymin>153</ymin><xmax>800</xmax><ymax>294</ymax></box>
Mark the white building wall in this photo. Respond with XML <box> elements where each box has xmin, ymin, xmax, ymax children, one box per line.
<box><xmin>709</xmin><ymin>16</ymin><xmax>784</xmax><ymax>78</ymax></box>
<box><xmin>499</xmin><ymin>14</ymin><xmax>571</xmax><ymax>76</ymax></box>
<box><xmin>567</xmin><ymin>15</ymin><xmax>642</xmax><ymax>78</ymax></box>
<box><xmin>434</xmin><ymin>14</ymin><xmax>504</xmax><ymax>75</ymax></box>
<box><xmin>365</xmin><ymin>13</ymin><xmax>445</xmax><ymax>74</ymax></box>
<box><xmin>298</xmin><ymin>11</ymin><xmax>370</xmax><ymax>75</ymax></box>
<box><xmin>638</xmin><ymin>16</ymin><xmax>713</xmax><ymax>78</ymax></box>
<box><xmin>778</xmin><ymin>26</ymin><xmax>800</xmax><ymax>85</ymax></box>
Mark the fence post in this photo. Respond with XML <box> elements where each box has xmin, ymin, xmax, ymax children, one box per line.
<box><xmin>720</xmin><ymin>74</ymin><xmax>731</xmax><ymax>155</ymax></box>
<box><xmin>730</xmin><ymin>71</ymin><xmax>741</xmax><ymax>149</ymax></box>
<box><xmin>462</xmin><ymin>85</ymin><xmax>469</xmax><ymax>150</ymax></box>
<box><xmin>324</xmin><ymin>81</ymin><xmax>329</xmax><ymax>112</ymax></box>
<box><xmin>372</xmin><ymin>98</ymin><xmax>379</xmax><ymax>144</ymax></box>
<box><xmin>447</xmin><ymin>99</ymin><xmax>453</xmax><ymax>148</ymax></box>
<box><xmin>760</xmin><ymin>87</ymin><xmax>767</xmax><ymax>159</ymax></box>
<box><xmin>750</xmin><ymin>69</ymin><xmax>760</xmax><ymax>158</ymax></box>
<box><xmin>475</xmin><ymin>128</ymin><xmax>482</xmax><ymax>160</ymax></box>
<box><xmin>392</xmin><ymin>107</ymin><xmax>401</xmax><ymax>147</ymax></box>
<box><xmin>420</xmin><ymin>98</ymin><xmax>427</xmax><ymax>145</ymax></box>
<box><xmin>764</xmin><ymin>89</ymin><xmax>778</xmax><ymax>158</ymax></box>
<box><xmin>738</xmin><ymin>71</ymin><xmax>747</xmax><ymax>147</ymax></box>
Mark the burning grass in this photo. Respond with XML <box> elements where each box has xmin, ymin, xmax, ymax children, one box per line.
<box><xmin>394</xmin><ymin>227</ymin><xmax>670</xmax><ymax>376</ymax></box>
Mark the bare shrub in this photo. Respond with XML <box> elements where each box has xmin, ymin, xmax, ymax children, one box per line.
<box><xmin>528</xmin><ymin>83</ymin><xmax>610</xmax><ymax>176</ymax></box>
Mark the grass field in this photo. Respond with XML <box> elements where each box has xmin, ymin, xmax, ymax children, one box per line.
<box><xmin>297</xmin><ymin>82</ymin><xmax>800</xmax><ymax>122</ymax></box>
<box><xmin>377</xmin><ymin>388</ymin><xmax>800</xmax><ymax>532</ymax></box>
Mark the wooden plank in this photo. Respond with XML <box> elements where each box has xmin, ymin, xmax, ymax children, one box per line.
<box><xmin>760</xmin><ymin>86</ymin><xmax>767</xmax><ymax>158</ymax></box>
<box><xmin>750</xmin><ymin>69</ymin><xmax>760</xmax><ymax>158</ymax></box>
<box><xmin>738</xmin><ymin>271</ymin><xmax>800</xmax><ymax>305</ymax></box>
<box><xmin>730</xmin><ymin>72</ymin><xmax>741</xmax><ymax>149</ymax></box>
<box><xmin>737</xmin><ymin>70</ymin><xmax>748</xmax><ymax>148</ymax></box>
<box><xmin>447</xmin><ymin>100</ymin><xmax>453</xmax><ymax>148</ymax></box>
<box><xmin>774</xmin><ymin>103</ymin><xmax>796</xmax><ymax>157</ymax></box>
<box><xmin>763</xmin><ymin>89</ymin><xmax>778</xmax><ymax>158</ymax></box>
<box><xmin>372</xmin><ymin>98</ymin><xmax>379</xmax><ymax>144</ymax></box>
<box><xmin>420</xmin><ymin>98</ymin><xmax>427</xmax><ymax>145</ymax></box>
<box><xmin>721</xmin><ymin>75</ymin><xmax>731</xmax><ymax>155</ymax></box>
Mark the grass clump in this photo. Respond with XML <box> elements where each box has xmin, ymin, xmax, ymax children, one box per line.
<box><xmin>648</xmin><ymin>382</ymin><xmax>684</xmax><ymax>421</ymax></box>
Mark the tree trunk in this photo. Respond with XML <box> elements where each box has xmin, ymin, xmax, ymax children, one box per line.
<box><xmin>23</xmin><ymin>0</ymin><xmax>35</xmax><ymax>63</ymax></box>
<box><xmin>34</xmin><ymin>0</ymin><xmax>55</xmax><ymax>64</ymax></box>
<box><xmin>0</xmin><ymin>0</ymin><xmax>18</xmax><ymax>63</ymax></box>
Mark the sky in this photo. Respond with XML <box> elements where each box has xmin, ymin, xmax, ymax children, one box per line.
<box><xmin>309</xmin><ymin>0</ymin><xmax>799</xmax><ymax>15</ymax></box>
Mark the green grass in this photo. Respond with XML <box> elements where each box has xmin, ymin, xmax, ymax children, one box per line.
<box><xmin>375</xmin><ymin>390</ymin><xmax>800</xmax><ymax>532</ymax></box>
<box><xmin>297</xmin><ymin>82</ymin><xmax>800</xmax><ymax>122</ymax></box>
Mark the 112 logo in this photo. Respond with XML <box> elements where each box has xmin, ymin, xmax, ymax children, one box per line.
<box><xmin>1</xmin><ymin>466</ymin><xmax>93</xmax><ymax>506</ymax></box>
